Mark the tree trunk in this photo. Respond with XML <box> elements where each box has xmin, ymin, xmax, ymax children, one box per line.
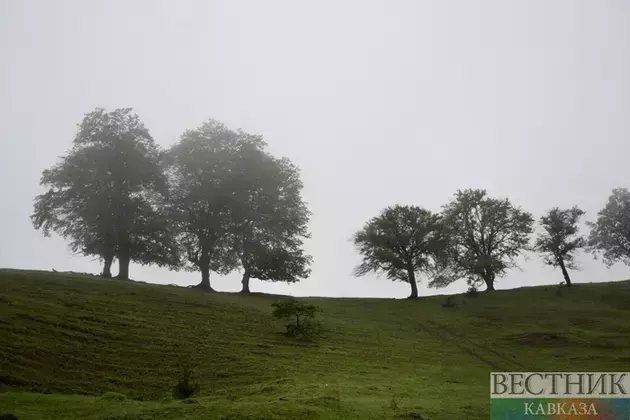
<box><xmin>196</xmin><ymin>248</ymin><xmax>214</xmax><ymax>291</ymax></box>
<box><xmin>115</xmin><ymin>227</ymin><xmax>130</xmax><ymax>280</ymax></box>
<box><xmin>407</xmin><ymin>267</ymin><xmax>418</xmax><ymax>299</ymax></box>
<box><xmin>116</xmin><ymin>252</ymin><xmax>130</xmax><ymax>280</ymax></box>
<box><xmin>484</xmin><ymin>272</ymin><xmax>495</xmax><ymax>292</ymax></box>
<box><xmin>199</xmin><ymin>267</ymin><xmax>212</xmax><ymax>290</ymax></box>
<box><xmin>101</xmin><ymin>252</ymin><xmax>114</xmax><ymax>278</ymax></box>
<box><xmin>240</xmin><ymin>270</ymin><xmax>251</xmax><ymax>293</ymax></box>
<box><xmin>558</xmin><ymin>258</ymin><xmax>572</xmax><ymax>286</ymax></box>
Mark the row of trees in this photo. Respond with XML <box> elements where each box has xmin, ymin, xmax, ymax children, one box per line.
<box><xmin>354</xmin><ymin>188</ymin><xmax>630</xmax><ymax>298</ymax></box>
<box><xmin>32</xmin><ymin>108</ymin><xmax>630</xmax><ymax>298</ymax></box>
<box><xmin>31</xmin><ymin>108</ymin><xmax>312</xmax><ymax>292</ymax></box>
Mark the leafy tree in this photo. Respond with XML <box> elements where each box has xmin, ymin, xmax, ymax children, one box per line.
<box><xmin>587</xmin><ymin>188</ymin><xmax>630</xmax><ymax>267</ymax></box>
<box><xmin>32</xmin><ymin>108</ymin><xmax>179</xmax><ymax>279</ymax></box>
<box><xmin>32</xmin><ymin>145</ymin><xmax>119</xmax><ymax>276</ymax></box>
<box><xmin>166</xmin><ymin>120</ymin><xmax>262</xmax><ymax>289</ymax></box>
<box><xmin>168</xmin><ymin>119</ymin><xmax>311</xmax><ymax>292</ymax></box>
<box><xmin>353</xmin><ymin>205</ymin><xmax>448</xmax><ymax>299</ymax></box>
<box><xmin>243</xmin><ymin>245</ymin><xmax>312</xmax><ymax>293</ymax></box>
<box><xmin>32</xmin><ymin>181</ymin><xmax>117</xmax><ymax>277</ymax></box>
<box><xmin>271</xmin><ymin>298</ymin><xmax>321</xmax><ymax>337</ymax></box>
<box><xmin>535</xmin><ymin>206</ymin><xmax>586</xmax><ymax>286</ymax></box>
<box><xmin>433</xmin><ymin>189</ymin><xmax>534</xmax><ymax>291</ymax></box>
<box><xmin>229</xmin><ymin>150</ymin><xmax>312</xmax><ymax>293</ymax></box>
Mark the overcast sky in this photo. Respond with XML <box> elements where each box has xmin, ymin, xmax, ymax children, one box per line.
<box><xmin>1</xmin><ymin>0</ymin><xmax>629</xmax><ymax>298</ymax></box>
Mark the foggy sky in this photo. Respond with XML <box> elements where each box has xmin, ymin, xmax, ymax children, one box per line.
<box><xmin>1</xmin><ymin>0</ymin><xmax>629</xmax><ymax>298</ymax></box>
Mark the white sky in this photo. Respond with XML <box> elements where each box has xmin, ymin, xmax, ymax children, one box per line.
<box><xmin>1</xmin><ymin>0</ymin><xmax>629</xmax><ymax>297</ymax></box>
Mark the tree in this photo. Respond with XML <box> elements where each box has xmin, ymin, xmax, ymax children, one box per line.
<box><xmin>587</xmin><ymin>188</ymin><xmax>630</xmax><ymax>267</ymax></box>
<box><xmin>433</xmin><ymin>189</ymin><xmax>534</xmax><ymax>292</ymax></box>
<box><xmin>271</xmin><ymin>298</ymin><xmax>321</xmax><ymax>337</ymax></box>
<box><xmin>32</xmin><ymin>108</ymin><xmax>179</xmax><ymax>279</ymax></box>
<box><xmin>243</xmin><ymin>245</ymin><xmax>312</xmax><ymax>293</ymax></box>
<box><xmin>32</xmin><ymin>179</ymin><xmax>117</xmax><ymax>277</ymax></box>
<box><xmin>353</xmin><ymin>205</ymin><xmax>448</xmax><ymax>299</ymax></box>
<box><xmin>229</xmin><ymin>149</ymin><xmax>312</xmax><ymax>293</ymax></box>
<box><xmin>166</xmin><ymin>120</ymin><xmax>261</xmax><ymax>289</ymax></box>
<box><xmin>535</xmin><ymin>206</ymin><xmax>586</xmax><ymax>286</ymax></box>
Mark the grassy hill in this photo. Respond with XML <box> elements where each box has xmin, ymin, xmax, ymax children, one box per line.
<box><xmin>1</xmin><ymin>269</ymin><xmax>629</xmax><ymax>419</ymax></box>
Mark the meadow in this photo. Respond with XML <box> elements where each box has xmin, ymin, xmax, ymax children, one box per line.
<box><xmin>1</xmin><ymin>269</ymin><xmax>629</xmax><ymax>419</ymax></box>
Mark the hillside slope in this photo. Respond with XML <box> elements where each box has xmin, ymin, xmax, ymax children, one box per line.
<box><xmin>1</xmin><ymin>269</ymin><xmax>629</xmax><ymax>419</ymax></box>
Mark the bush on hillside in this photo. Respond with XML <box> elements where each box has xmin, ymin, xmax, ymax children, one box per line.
<box><xmin>441</xmin><ymin>296</ymin><xmax>457</xmax><ymax>308</ymax></box>
<box><xmin>172</xmin><ymin>365</ymin><xmax>199</xmax><ymax>400</ymax></box>
<box><xmin>271</xmin><ymin>297</ymin><xmax>321</xmax><ymax>338</ymax></box>
<box><xmin>101</xmin><ymin>391</ymin><xmax>127</xmax><ymax>401</ymax></box>
<box><xmin>465</xmin><ymin>285</ymin><xmax>479</xmax><ymax>298</ymax></box>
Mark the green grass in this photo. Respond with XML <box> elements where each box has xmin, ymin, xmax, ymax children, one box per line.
<box><xmin>1</xmin><ymin>269</ymin><xmax>629</xmax><ymax>419</ymax></box>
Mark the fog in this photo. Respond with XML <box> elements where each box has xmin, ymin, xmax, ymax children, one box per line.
<box><xmin>1</xmin><ymin>0</ymin><xmax>629</xmax><ymax>297</ymax></box>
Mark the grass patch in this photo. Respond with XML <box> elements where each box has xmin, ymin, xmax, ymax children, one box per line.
<box><xmin>102</xmin><ymin>392</ymin><xmax>127</xmax><ymax>401</ymax></box>
<box><xmin>0</xmin><ymin>269</ymin><xmax>629</xmax><ymax>419</ymax></box>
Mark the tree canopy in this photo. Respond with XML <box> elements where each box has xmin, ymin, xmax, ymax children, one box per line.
<box><xmin>535</xmin><ymin>206</ymin><xmax>586</xmax><ymax>286</ymax></box>
<box><xmin>353</xmin><ymin>205</ymin><xmax>448</xmax><ymax>299</ymax></box>
<box><xmin>167</xmin><ymin>120</ymin><xmax>311</xmax><ymax>291</ymax></box>
<box><xmin>587</xmin><ymin>188</ymin><xmax>630</xmax><ymax>267</ymax></box>
<box><xmin>32</xmin><ymin>108</ymin><xmax>179</xmax><ymax>279</ymax></box>
<box><xmin>230</xmin><ymin>151</ymin><xmax>312</xmax><ymax>293</ymax></box>
<box><xmin>166</xmin><ymin>120</ymin><xmax>252</xmax><ymax>289</ymax></box>
<box><xmin>432</xmin><ymin>189</ymin><xmax>534</xmax><ymax>291</ymax></box>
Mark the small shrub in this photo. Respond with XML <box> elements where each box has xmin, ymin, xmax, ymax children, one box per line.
<box><xmin>465</xmin><ymin>286</ymin><xmax>479</xmax><ymax>298</ymax></box>
<box><xmin>172</xmin><ymin>365</ymin><xmax>199</xmax><ymax>400</ymax></box>
<box><xmin>271</xmin><ymin>297</ymin><xmax>321</xmax><ymax>338</ymax></box>
<box><xmin>441</xmin><ymin>296</ymin><xmax>457</xmax><ymax>308</ymax></box>
<box><xmin>101</xmin><ymin>392</ymin><xmax>127</xmax><ymax>401</ymax></box>
<box><xmin>0</xmin><ymin>414</ymin><xmax>18</xmax><ymax>420</ymax></box>
<box><xmin>389</xmin><ymin>395</ymin><xmax>400</xmax><ymax>410</ymax></box>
